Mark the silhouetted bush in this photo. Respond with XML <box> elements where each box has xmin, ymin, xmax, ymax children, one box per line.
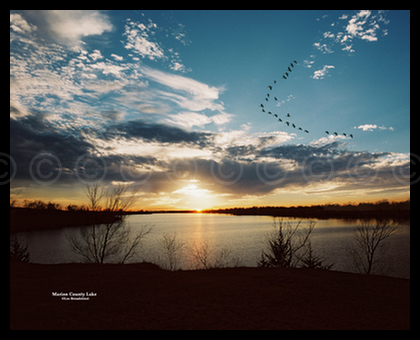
<box><xmin>10</xmin><ymin>236</ymin><xmax>30</xmax><ymax>263</ymax></box>
<box><xmin>257</xmin><ymin>219</ymin><xmax>315</xmax><ymax>268</ymax></box>
<box><xmin>298</xmin><ymin>240</ymin><xmax>333</xmax><ymax>270</ymax></box>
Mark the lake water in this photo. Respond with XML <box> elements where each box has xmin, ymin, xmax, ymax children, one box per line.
<box><xmin>13</xmin><ymin>213</ymin><xmax>410</xmax><ymax>278</ymax></box>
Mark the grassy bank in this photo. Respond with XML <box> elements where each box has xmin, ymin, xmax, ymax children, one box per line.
<box><xmin>10</xmin><ymin>262</ymin><xmax>410</xmax><ymax>330</ymax></box>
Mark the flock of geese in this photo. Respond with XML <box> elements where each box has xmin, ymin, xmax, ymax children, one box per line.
<box><xmin>259</xmin><ymin>59</ymin><xmax>353</xmax><ymax>138</ymax></box>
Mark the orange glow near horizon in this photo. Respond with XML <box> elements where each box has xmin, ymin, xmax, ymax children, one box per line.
<box><xmin>11</xmin><ymin>178</ymin><xmax>410</xmax><ymax>212</ymax></box>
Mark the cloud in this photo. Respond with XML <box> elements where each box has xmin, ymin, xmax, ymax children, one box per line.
<box><xmin>345</xmin><ymin>10</ymin><xmax>380</xmax><ymax>42</ymax></box>
<box><xmin>313</xmin><ymin>10</ymin><xmax>390</xmax><ymax>56</ymax></box>
<box><xmin>10</xmin><ymin>112</ymin><xmax>96</xmax><ymax>182</ymax></box>
<box><xmin>276</xmin><ymin>94</ymin><xmax>296</xmax><ymax>107</ymax></box>
<box><xmin>89</xmin><ymin>49</ymin><xmax>103</xmax><ymax>61</ymax></box>
<box><xmin>123</xmin><ymin>17</ymin><xmax>188</xmax><ymax>73</ymax></box>
<box><xmin>166</xmin><ymin>112</ymin><xmax>211</xmax><ymax>128</ymax></box>
<box><xmin>356</xmin><ymin>124</ymin><xmax>395</xmax><ymax>132</ymax></box>
<box><xmin>358</xmin><ymin>124</ymin><xmax>378</xmax><ymax>131</ymax></box>
<box><xmin>101</xmin><ymin>110</ymin><xmax>125</xmax><ymax>121</ymax></box>
<box><xmin>313</xmin><ymin>42</ymin><xmax>334</xmax><ymax>54</ymax></box>
<box><xmin>165</xmin><ymin>112</ymin><xmax>233</xmax><ymax>129</ymax></box>
<box><xmin>124</xmin><ymin>19</ymin><xmax>164</xmax><ymax>60</ymax></box>
<box><xmin>111</xmin><ymin>54</ymin><xmax>124</xmax><ymax>61</ymax></box>
<box><xmin>10</xmin><ymin>10</ymin><xmax>227</xmax><ymax>133</ymax></box>
<box><xmin>10</xmin><ymin>13</ymin><xmax>36</xmax><ymax>33</ymax></box>
<box><xmin>19</xmin><ymin>10</ymin><xmax>113</xmax><ymax>48</ymax></box>
<box><xmin>312</xmin><ymin>65</ymin><xmax>335</xmax><ymax>80</ymax></box>
<box><xmin>103</xmin><ymin>119</ymin><xmax>213</xmax><ymax>147</ymax></box>
<box><xmin>10</xmin><ymin>111</ymin><xmax>409</xmax><ymax>203</ymax></box>
<box><xmin>211</xmin><ymin>112</ymin><xmax>233</xmax><ymax>126</ymax></box>
<box><xmin>141</xmin><ymin>66</ymin><xmax>228</xmax><ymax>114</ymax></box>
<box><xmin>171</xmin><ymin>23</ymin><xmax>190</xmax><ymax>46</ymax></box>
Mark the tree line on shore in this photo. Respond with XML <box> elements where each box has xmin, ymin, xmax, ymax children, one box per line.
<box><xmin>203</xmin><ymin>200</ymin><xmax>410</xmax><ymax>219</ymax></box>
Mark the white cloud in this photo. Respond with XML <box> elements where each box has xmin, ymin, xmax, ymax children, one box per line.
<box><xmin>312</xmin><ymin>65</ymin><xmax>335</xmax><ymax>80</ymax></box>
<box><xmin>346</xmin><ymin>11</ymin><xmax>380</xmax><ymax>42</ymax></box>
<box><xmin>165</xmin><ymin>112</ymin><xmax>212</xmax><ymax>129</ymax></box>
<box><xmin>170</xmin><ymin>61</ymin><xmax>186</xmax><ymax>72</ymax></box>
<box><xmin>89</xmin><ymin>61</ymin><xmax>128</xmax><ymax>78</ymax></box>
<box><xmin>123</xmin><ymin>18</ymin><xmax>188</xmax><ymax>72</ymax></box>
<box><xmin>323</xmin><ymin>31</ymin><xmax>335</xmax><ymax>39</ymax></box>
<box><xmin>313</xmin><ymin>42</ymin><xmax>334</xmax><ymax>54</ymax></box>
<box><xmin>304</xmin><ymin>59</ymin><xmax>315</xmax><ymax>68</ymax></box>
<box><xmin>211</xmin><ymin>112</ymin><xmax>234</xmax><ymax>126</ymax></box>
<box><xmin>10</xmin><ymin>13</ymin><xmax>36</xmax><ymax>33</ymax></box>
<box><xmin>111</xmin><ymin>54</ymin><xmax>124</xmax><ymax>61</ymax></box>
<box><xmin>89</xmin><ymin>49</ymin><xmax>103</xmax><ymax>61</ymax></box>
<box><xmin>342</xmin><ymin>44</ymin><xmax>355</xmax><ymax>53</ymax></box>
<box><xmin>141</xmin><ymin>66</ymin><xmax>226</xmax><ymax>113</ymax></box>
<box><xmin>34</xmin><ymin>10</ymin><xmax>113</xmax><ymax>48</ymax></box>
<box><xmin>314</xmin><ymin>10</ymin><xmax>390</xmax><ymax>56</ymax></box>
<box><xmin>357</xmin><ymin>124</ymin><xmax>377</xmax><ymax>131</ymax></box>
<box><xmin>10</xmin><ymin>10</ymin><xmax>229</xmax><ymax>136</ymax></box>
<box><xmin>123</xmin><ymin>19</ymin><xmax>164</xmax><ymax>60</ymax></box>
<box><xmin>357</xmin><ymin>124</ymin><xmax>395</xmax><ymax>132</ymax></box>
<box><xmin>276</xmin><ymin>94</ymin><xmax>296</xmax><ymax>107</ymax></box>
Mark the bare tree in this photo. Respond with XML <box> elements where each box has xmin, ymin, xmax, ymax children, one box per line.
<box><xmin>66</xmin><ymin>184</ymin><xmax>152</xmax><ymax>264</ymax></box>
<box><xmin>188</xmin><ymin>241</ymin><xmax>242</xmax><ymax>270</ymax></box>
<box><xmin>258</xmin><ymin>219</ymin><xmax>316</xmax><ymax>268</ymax></box>
<box><xmin>347</xmin><ymin>219</ymin><xmax>401</xmax><ymax>275</ymax></box>
<box><xmin>213</xmin><ymin>248</ymin><xmax>242</xmax><ymax>269</ymax></box>
<box><xmin>189</xmin><ymin>241</ymin><xmax>213</xmax><ymax>269</ymax></box>
<box><xmin>158</xmin><ymin>232</ymin><xmax>185</xmax><ymax>271</ymax></box>
<box><xmin>84</xmin><ymin>182</ymin><xmax>105</xmax><ymax>211</ymax></box>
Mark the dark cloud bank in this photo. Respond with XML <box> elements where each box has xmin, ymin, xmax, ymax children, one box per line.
<box><xmin>10</xmin><ymin>113</ymin><xmax>410</xmax><ymax>199</ymax></box>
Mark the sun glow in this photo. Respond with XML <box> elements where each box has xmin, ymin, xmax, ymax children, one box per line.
<box><xmin>173</xmin><ymin>182</ymin><xmax>219</xmax><ymax>211</ymax></box>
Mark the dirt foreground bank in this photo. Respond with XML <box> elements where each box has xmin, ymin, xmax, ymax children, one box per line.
<box><xmin>10</xmin><ymin>263</ymin><xmax>410</xmax><ymax>330</ymax></box>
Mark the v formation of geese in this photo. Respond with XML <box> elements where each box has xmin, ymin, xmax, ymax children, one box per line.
<box><xmin>259</xmin><ymin>59</ymin><xmax>353</xmax><ymax>138</ymax></box>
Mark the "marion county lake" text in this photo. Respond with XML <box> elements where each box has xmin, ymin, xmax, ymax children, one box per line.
<box><xmin>51</xmin><ymin>292</ymin><xmax>97</xmax><ymax>301</ymax></box>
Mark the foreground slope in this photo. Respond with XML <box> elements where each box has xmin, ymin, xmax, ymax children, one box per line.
<box><xmin>10</xmin><ymin>263</ymin><xmax>410</xmax><ymax>330</ymax></box>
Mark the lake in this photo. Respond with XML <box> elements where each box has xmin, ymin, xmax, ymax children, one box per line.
<box><xmin>13</xmin><ymin>213</ymin><xmax>410</xmax><ymax>278</ymax></box>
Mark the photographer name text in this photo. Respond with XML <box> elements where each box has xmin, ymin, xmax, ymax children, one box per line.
<box><xmin>51</xmin><ymin>292</ymin><xmax>97</xmax><ymax>301</ymax></box>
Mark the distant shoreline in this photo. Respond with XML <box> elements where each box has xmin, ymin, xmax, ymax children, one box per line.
<box><xmin>200</xmin><ymin>205</ymin><xmax>410</xmax><ymax>221</ymax></box>
<box><xmin>10</xmin><ymin>201</ymin><xmax>410</xmax><ymax>233</ymax></box>
<box><xmin>10</xmin><ymin>208</ymin><xmax>125</xmax><ymax>233</ymax></box>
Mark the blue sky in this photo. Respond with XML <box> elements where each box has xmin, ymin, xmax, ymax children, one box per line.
<box><xmin>10</xmin><ymin>10</ymin><xmax>410</xmax><ymax>210</ymax></box>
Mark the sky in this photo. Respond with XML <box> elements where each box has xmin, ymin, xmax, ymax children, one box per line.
<box><xmin>10</xmin><ymin>10</ymin><xmax>411</xmax><ymax>210</ymax></box>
